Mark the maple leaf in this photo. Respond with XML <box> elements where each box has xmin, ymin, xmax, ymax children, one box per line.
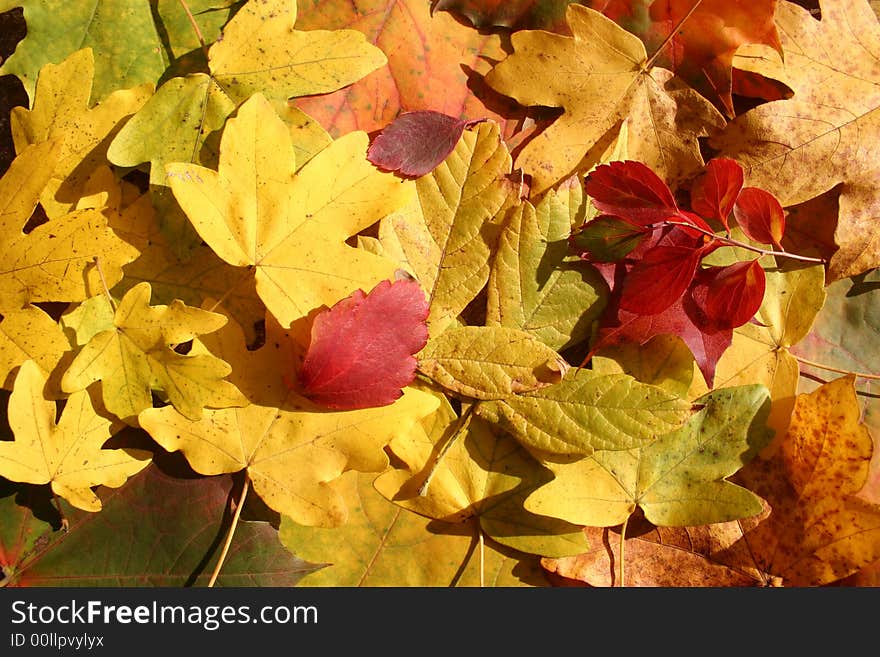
<box><xmin>713</xmin><ymin>0</ymin><xmax>880</xmax><ymax>282</ymax></box>
<box><xmin>0</xmin><ymin>467</ymin><xmax>319</xmax><ymax>586</ymax></box>
<box><xmin>373</xmin><ymin>390</ymin><xmax>587</xmax><ymax>558</ymax></box>
<box><xmin>542</xmin><ymin>519</ymin><xmax>760</xmax><ymax>587</ymax></box>
<box><xmin>0</xmin><ymin>0</ymin><xmax>237</xmax><ymax>103</ymax></box>
<box><xmin>292</xmin><ymin>0</ymin><xmax>524</xmax><ymax>139</ymax></box>
<box><xmin>60</xmin><ymin>282</ymin><xmax>247</xmax><ymax>423</ymax></box>
<box><xmin>0</xmin><ymin>140</ymin><xmax>139</xmax><ymax>311</ymax></box>
<box><xmin>377</xmin><ymin>120</ymin><xmax>512</xmax><ymax>336</ymax></box>
<box><xmin>138</xmin><ymin>311</ymin><xmax>440</xmax><ymax>527</ymax></box>
<box><xmin>0</xmin><ymin>304</ymin><xmax>71</xmax><ymax>398</ymax></box>
<box><xmin>108</xmin><ymin>0</ymin><xmax>387</xmax><ymax>253</ymax></box>
<box><xmin>486</xmin><ymin>180</ymin><xmax>608</xmax><ymax>352</ymax></box>
<box><xmin>10</xmin><ymin>48</ymin><xmax>152</xmax><ymax>218</ymax></box>
<box><xmin>280</xmin><ymin>470</ymin><xmax>549</xmax><ymax>586</ymax></box>
<box><xmin>298</xmin><ymin>278</ymin><xmax>430</xmax><ymax>410</ymax></box>
<box><xmin>484</xmin><ymin>3</ymin><xmax>725</xmax><ymax>194</ymax></box>
<box><xmin>731</xmin><ymin>376</ymin><xmax>880</xmax><ymax>586</ymax></box>
<box><xmin>524</xmin><ymin>384</ymin><xmax>773</xmax><ymax>528</ymax></box>
<box><xmin>0</xmin><ymin>360</ymin><xmax>152</xmax><ymax>512</ymax></box>
<box><xmin>474</xmin><ymin>367</ymin><xmax>692</xmax><ymax>455</ymax></box>
<box><xmin>166</xmin><ymin>93</ymin><xmax>412</xmax><ymax>328</ymax></box>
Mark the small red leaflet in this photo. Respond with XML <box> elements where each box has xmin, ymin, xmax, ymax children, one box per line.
<box><xmin>297</xmin><ymin>278</ymin><xmax>430</xmax><ymax>410</ymax></box>
<box><xmin>367</xmin><ymin>110</ymin><xmax>485</xmax><ymax>178</ymax></box>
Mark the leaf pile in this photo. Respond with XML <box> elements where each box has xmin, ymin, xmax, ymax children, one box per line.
<box><xmin>0</xmin><ymin>0</ymin><xmax>878</xmax><ymax>588</ymax></box>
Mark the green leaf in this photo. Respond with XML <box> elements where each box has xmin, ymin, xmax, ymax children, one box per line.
<box><xmin>0</xmin><ymin>466</ymin><xmax>320</xmax><ymax>586</ymax></box>
<box><xmin>476</xmin><ymin>367</ymin><xmax>693</xmax><ymax>455</ymax></box>
<box><xmin>525</xmin><ymin>384</ymin><xmax>773</xmax><ymax>527</ymax></box>
<box><xmin>418</xmin><ymin>325</ymin><xmax>569</xmax><ymax>400</ymax></box>
<box><xmin>487</xmin><ymin>184</ymin><xmax>608</xmax><ymax>352</ymax></box>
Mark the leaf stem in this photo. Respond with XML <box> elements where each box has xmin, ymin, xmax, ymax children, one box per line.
<box><xmin>178</xmin><ymin>0</ymin><xmax>210</xmax><ymax>62</ymax></box>
<box><xmin>51</xmin><ymin>493</ymin><xmax>69</xmax><ymax>532</ymax></box>
<box><xmin>618</xmin><ymin>516</ymin><xmax>629</xmax><ymax>588</ymax></box>
<box><xmin>93</xmin><ymin>257</ymin><xmax>117</xmax><ymax>312</ymax></box>
<box><xmin>208</xmin><ymin>474</ymin><xmax>250</xmax><ymax>587</ymax></box>
<box><xmin>795</xmin><ymin>355</ymin><xmax>880</xmax><ymax>381</ymax></box>
<box><xmin>416</xmin><ymin>403</ymin><xmax>476</xmax><ymax>497</ymax></box>
<box><xmin>662</xmin><ymin>220</ymin><xmax>826</xmax><ymax>264</ymax></box>
<box><xmin>643</xmin><ymin>0</ymin><xmax>704</xmax><ymax>71</ymax></box>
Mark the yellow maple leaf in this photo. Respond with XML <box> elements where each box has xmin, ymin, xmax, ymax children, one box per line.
<box><xmin>484</xmin><ymin>4</ymin><xmax>724</xmax><ymax>194</ymax></box>
<box><xmin>10</xmin><ymin>48</ymin><xmax>152</xmax><ymax>218</ymax></box>
<box><xmin>733</xmin><ymin>375</ymin><xmax>880</xmax><ymax>586</ymax></box>
<box><xmin>0</xmin><ymin>304</ymin><xmax>72</xmax><ymax>398</ymax></box>
<box><xmin>138</xmin><ymin>312</ymin><xmax>440</xmax><ymax>527</ymax></box>
<box><xmin>716</xmin><ymin>0</ymin><xmax>880</xmax><ymax>282</ymax></box>
<box><xmin>60</xmin><ymin>282</ymin><xmax>247</xmax><ymax>423</ymax></box>
<box><xmin>165</xmin><ymin>92</ymin><xmax>412</xmax><ymax>327</ymax></box>
<box><xmin>0</xmin><ymin>360</ymin><xmax>152</xmax><ymax>512</ymax></box>
<box><xmin>0</xmin><ymin>140</ymin><xmax>139</xmax><ymax>311</ymax></box>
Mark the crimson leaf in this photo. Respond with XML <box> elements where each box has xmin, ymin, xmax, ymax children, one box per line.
<box><xmin>733</xmin><ymin>187</ymin><xmax>786</xmax><ymax>249</ymax></box>
<box><xmin>690</xmin><ymin>157</ymin><xmax>744</xmax><ymax>231</ymax></box>
<box><xmin>367</xmin><ymin>110</ymin><xmax>483</xmax><ymax>178</ymax></box>
<box><xmin>585</xmin><ymin>160</ymin><xmax>681</xmax><ymax>226</ymax></box>
<box><xmin>690</xmin><ymin>260</ymin><xmax>767</xmax><ymax>330</ymax></box>
<box><xmin>298</xmin><ymin>278</ymin><xmax>430</xmax><ymax>410</ymax></box>
<box><xmin>619</xmin><ymin>244</ymin><xmax>703</xmax><ymax>315</ymax></box>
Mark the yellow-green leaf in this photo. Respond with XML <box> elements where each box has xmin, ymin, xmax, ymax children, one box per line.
<box><xmin>60</xmin><ymin>283</ymin><xmax>246</xmax><ymax>423</ymax></box>
<box><xmin>0</xmin><ymin>360</ymin><xmax>152</xmax><ymax>512</ymax></box>
<box><xmin>379</xmin><ymin>121</ymin><xmax>512</xmax><ymax>336</ymax></box>
<box><xmin>418</xmin><ymin>325</ymin><xmax>569</xmax><ymax>400</ymax></box>
<box><xmin>525</xmin><ymin>385</ymin><xmax>773</xmax><ymax>527</ymax></box>
<box><xmin>475</xmin><ymin>367</ymin><xmax>693</xmax><ymax>455</ymax></box>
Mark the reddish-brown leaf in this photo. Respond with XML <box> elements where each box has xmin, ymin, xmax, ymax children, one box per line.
<box><xmin>690</xmin><ymin>260</ymin><xmax>767</xmax><ymax>330</ymax></box>
<box><xmin>733</xmin><ymin>187</ymin><xmax>786</xmax><ymax>249</ymax></box>
<box><xmin>367</xmin><ymin>111</ymin><xmax>482</xmax><ymax>177</ymax></box>
<box><xmin>585</xmin><ymin>0</ymin><xmax>783</xmax><ymax>116</ymax></box>
<box><xmin>690</xmin><ymin>157</ymin><xmax>744</xmax><ymax>231</ymax></box>
<box><xmin>431</xmin><ymin>0</ymin><xmax>582</xmax><ymax>31</ymax></box>
<box><xmin>292</xmin><ymin>0</ymin><xmax>525</xmax><ymax>140</ymax></box>
<box><xmin>298</xmin><ymin>278</ymin><xmax>429</xmax><ymax>410</ymax></box>
<box><xmin>619</xmin><ymin>244</ymin><xmax>703</xmax><ymax>315</ymax></box>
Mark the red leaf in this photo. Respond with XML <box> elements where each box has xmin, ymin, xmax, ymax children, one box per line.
<box><xmin>367</xmin><ymin>111</ymin><xmax>482</xmax><ymax>177</ymax></box>
<box><xmin>690</xmin><ymin>260</ymin><xmax>767</xmax><ymax>330</ymax></box>
<box><xmin>690</xmin><ymin>158</ymin><xmax>743</xmax><ymax>231</ymax></box>
<box><xmin>298</xmin><ymin>278</ymin><xmax>429</xmax><ymax>410</ymax></box>
<box><xmin>585</xmin><ymin>160</ymin><xmax>681</xmax><ymax>226</ymax></box>
<box><xmin>733</xmin><ymin>187</ymin><xmax>786</xmax><ymax>249</ymax></box>
<box><xmin>619</xmin><ymin>244</ymin><xmax>702</xmax><ymax>315</ymax></box>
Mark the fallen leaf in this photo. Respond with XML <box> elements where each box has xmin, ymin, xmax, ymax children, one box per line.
<box><xmin>689</xmin><ymin>157</ymin><xmax>744</xmax><ymax>230</ymax></box>
<box><xmin>377</xmin><ymin>120</ymin><xmax>512</xmax><ymax>336</ymax></box>
<box><xmin>713</xmin><ymin>0</ymin><xmax>880</xmax><ymax>282</ymax></box>
<box><xmin>0</xmin><ymin>140</ymin><xmax>139</xmax><ymax>311</ymax></box>
<box><xmin>419</xmin><ymin>326</ymin><xmax>568</xmax><ymax>400</ymax></box>
<box><xmin>486</xmin><ymin>182</ymin><xmax>608</xmax><ymax>352</ymax></box>
<box><xmin>592</xmin><ymin>334</ymin><xmax>696</xmax><ymax>399</ymax></box>
<box><xmin>0</xmin><ymin>0</ymin><xmax>237</xmax><ymax>103</ymax></box>
<box><xmin>138</xmin><ymin>314</ymin><xmax>440</xmax><ymax>527</ymax></box>
<box><xmin>367</xmin><ymin>111</ymin><xmax>484</xmax><ymax>177</ymax></box>
<box><xmin>432</xmin><ymin>0</ymin><xmax>582</xmax><ymax>32</ymax></box>
<box><xmin>299</xmin><ymin>278</ymin><xmax>429</xmax><ymax>410</ymax></box>
<box><xmin>525</xmin><ymin>384</ymin><xmax>773</xmax><ymax>527</ymax></box>
<box><xmin>475</xmin><ymin>367</ymin><xmax>692</xmax><ymax>455</ymax></box>
<box><xmin>60</xmin><ymin>282</ymin><xmax>246</xmax><ymax>423</ymax></box>
<box><xmin>733</xmin><ymin>187</ymin><xmax>786</xmax><ymax>249</ymax></box>
<box><xmin>10</xmin><ymin>48</ymin><xmax>152</xmax><ymax>217</ymax></box>
<box><xmin>166</xmin><ymin>93</ymin><xmax>412</xmax><ymax>328</ymax></box>
<box><xmin>732</xmin><ymin>376</ymin><xmax>880</xmax><ymax>586</ymax></box>
<box><xmin>0</xmin><ymin>360</ymin><xmax>152</xmax><ymax>512</ymax></box>
<box><xmin>0</xmin><ymin>304</ymin><xmax>71</xmax><ymax>398</ymax></box>
<box><xmin>280</xmin><ymin>470</ymin><xmax>549</xmax><ymax>586</ymax></box>
<box><xmin>292</xmin><ymin>0</ymin><xmax>523</xmax><ymax>138</ymax></box>
<box><xmin>484</xmin><ymin>4</ymin><xmax>725</xmax><ymax>194</ymax></box>
<box><xmin>0</xmin><ymin>466</ymin><xmax>320</xmax><ymax>586</ymax></box>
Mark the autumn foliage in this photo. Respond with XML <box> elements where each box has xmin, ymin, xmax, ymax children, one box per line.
<box><xmin>0</xmin><ymin>0</ymin><xmax>879</xmax><ymax>589</ymax></box>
